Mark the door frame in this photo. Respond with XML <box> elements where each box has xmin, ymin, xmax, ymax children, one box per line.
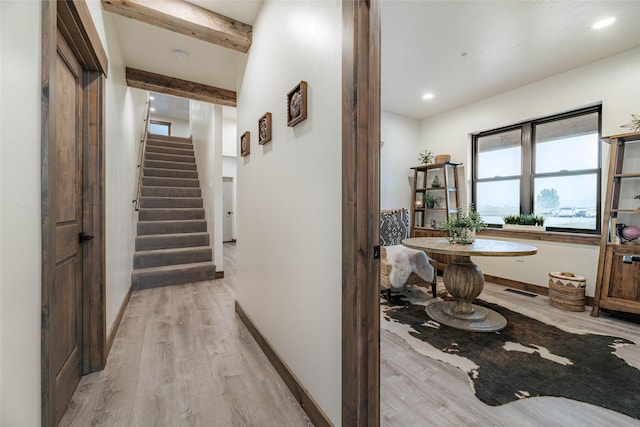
<box><xmin>342</xmin><ymin>0</ymin><xmax>381</xmax><ymax>426</ymax></box>
<box><xmin>41</xmin><ymin>2</ymin><xmax>108</xmax><ymax>426</ymax></box>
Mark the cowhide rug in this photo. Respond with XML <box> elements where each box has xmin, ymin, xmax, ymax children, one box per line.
<box><xmin>382</xmin><ymin>287</ymin><xmax>640</xmax><ymax>420</ymax></box>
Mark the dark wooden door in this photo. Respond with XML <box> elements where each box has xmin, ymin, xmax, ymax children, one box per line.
<box><xmin>50</xmin><ymin>30</ymin><xmax>84</xmax><ymax>425</ymax></box>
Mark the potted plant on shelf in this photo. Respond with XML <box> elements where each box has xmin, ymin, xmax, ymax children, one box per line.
<box><xmin>502</xmin><ymin>214</ymin><xmax>546</xmax><ymax>231</ymax></box>
<box><xmin>440</xmin><ymin>204</ymin><xmax>487</xmax><ymax>244</ymax></box>
<box><xmin>423</xmin><ymin>193</ymin><xmax>442</xmax><ymax>209</ymax></box>
<box><xmin>418</xmin><ymin>149</ymin><xmax>434</xmax><ymax>164</ymax></box>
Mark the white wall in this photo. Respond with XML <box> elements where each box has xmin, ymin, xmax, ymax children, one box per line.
<box><xmin>0</xmin><ymin>2</ymin><xmax>42</xmax><ymax>424</ymax></box>
<box><xmin>150</xmin><ymin>113</ymin><xmax>190</xmax><ymax>138</ymax></box>
<box><xmin>419</xmin><ymin>46</ymin><xmax>640</xmax><ymax>296</ymax></box>
<box><xmin>222</xmin><ymin>116</ymin><xmax>237</xmax><ymax>156</ymax></box>
<box><xmin>235</xmin><ymin>0</ymin><xmax>342</xmax><ymax>423</ymax></box>
<box><xmin>0</xmin><ymin>3</ymin><xmax>146</xmax><ymax>424</ymax></box>
<box><xmin>190</xmin><ymin>101</ymin><xmax>224</xmax><ymax>272</ymax></box>
<box><xmin>96</xmin><ymin>9</ymin><xmax>148</xmax><ymax>332</ymax></box>
<box><xmin>380</xmin><ymin>111</ymin><xmax>420</xmax><ymax>211</ymax></box>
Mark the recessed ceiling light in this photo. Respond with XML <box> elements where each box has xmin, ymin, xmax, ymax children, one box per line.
<box><xmin>150</xmin><ymin>107</ymin><xmax>156</xmax><ymax>112</ymax></box>
<box><xmin>592</xmin><ymin>17</ymin><xmax>616</xmax><ymax>30</ymax></box>
<box><xmin>149</xmin><ymin>96</ymin><xmax>155</xmax><ymax>100</ymax></box>
<box><xmin>171</xmin><ymin>48</ymin><xmax>189</xmax><ymax>60</ymax></box>
<box><xmin>422</xmin><ymin>93</ymin><xmax>435</xmax><ymax>100</ymax></box>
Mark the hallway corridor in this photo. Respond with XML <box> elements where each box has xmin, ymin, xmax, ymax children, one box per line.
<box><xmin>60</xmin><ymin>243</ymin><xmax>312</xmax><ymax>427</ymax></box>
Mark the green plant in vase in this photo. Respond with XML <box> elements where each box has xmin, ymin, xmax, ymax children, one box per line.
<box><xmin>423</xmin><ymin>193</ymin><xmax>442</xmax><ymax>209</ymax></box>
<box><xmin>440</xmin><ymin>204</ymin><xmax>487</xmax><ymax>244</ymax></box>
<box><xmin>418</xmin><ymin>149</ymin><xmax>434</xmax><ymax>164</ymax></box>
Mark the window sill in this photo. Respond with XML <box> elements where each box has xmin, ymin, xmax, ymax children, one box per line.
<box><xmin>478</xmin><ymin>228</ymin><xmax>600</xmax><ymax>246</ymax></box>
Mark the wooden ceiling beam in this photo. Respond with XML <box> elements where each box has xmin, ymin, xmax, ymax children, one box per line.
<box><xmin>125</xmin><ymin>67</ymin><xmax>237</xmax><ymax>106</ymax></box>
<box><xmin>102</xmin><ymin>0</ymin><xmax>252</xmax><ymax>53</ymax></box>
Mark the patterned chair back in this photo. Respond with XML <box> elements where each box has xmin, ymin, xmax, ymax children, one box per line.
<box><xmin>380</xmin><ymin>208</ymin><xmax>410</xmax><ymax>246</ymax></box>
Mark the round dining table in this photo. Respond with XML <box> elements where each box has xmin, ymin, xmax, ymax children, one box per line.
<box><xmin>402</xmin><ymin>237</ymin><xmax>537</xmax><ymax>332</ymax></box>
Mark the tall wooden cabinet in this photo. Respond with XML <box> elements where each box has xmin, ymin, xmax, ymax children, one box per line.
<box><xmin>592</xmin><ymin>132</ymin><xmax>640</xmax><ymax>317</ymax></box>
<box><xmin>409</xmin><ymin>162</ymin><xmax>461</xmax><ymax>270</ymax></box>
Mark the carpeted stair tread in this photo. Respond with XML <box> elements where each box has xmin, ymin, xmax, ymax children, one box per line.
<box><xmin>144</xmin><ymin>159</ymin><xmax>197</xmax><ymax>171</ymax></box>
<box><xmin>135</xmin><ymin>232</ymin><xmax>209</xmax><ymax>251</ymax></box>
<box><xmin>145</xmin><ymin>145</ymin><xmax>194</xmax><ymax>156</ymax></box>
<box><xmin>139</xmin><ymin>196</ymin><xmax>203</xmax><ymax>209</ymax></box>
<box><xmin>132</xmin><ymin>261</ymin><xmax>216</xmax><ymax>290</ymax></box>
<box><xmin>147</xmin><ymin>134</ymin><xmax>192</xmax><ymax>144</ymax></box>
<box><xmin>146</xmin><ymin>140</ymin><xmax>193</xmax><ymax>150</ymax></box>
<box><xmin>137</xmin><ymin>219</ymin><xmax>207</xmax><ymax>235</ymax></box>
<box><xmin>141</xmin><ymin>186</ymin><xmax>201</xmax><ymax>198</ymax></box>
<box><xmin>138</xmin><ymin>208</ymin><xmax>205</xmax><ymax>221</ymax></box>
<box><xmin>142</xmin><ymin>176</ymin><xmax>200</xmax><ymax>187</ymax></box>
<box><xmin>145</xmin><ymin>152</ymin><xmax>195</xmax><ymax>164</ymax></box>
<box><xmin>143</xmin><ymin>167</ymin><xmax>198</xmax><ymax>179</ymax></box>
<box><xmin>133</xmin><ymin>246</ymin><xmax>212</xmax><ymax>269</ymax></box>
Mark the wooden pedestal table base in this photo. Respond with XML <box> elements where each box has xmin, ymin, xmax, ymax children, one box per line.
<box><xmin>427</xmin><ymin>255</ymin><xmax>506</xmax><ymax>332</ymax></box>
<box><xmin>402</xmin><ymin>238</ymin><xmax>538</xmax><ymax>332</ymax></box>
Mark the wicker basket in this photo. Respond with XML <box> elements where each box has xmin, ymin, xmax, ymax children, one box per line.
<box><xmin>548</xmin><ymin>271</ymin><xmax>586</xmax><ymax>312</ymax></box>
<box><xmin>435</xmin><ymin>154</ymin><xmax>451</xmax><ymax>164</ymax></box>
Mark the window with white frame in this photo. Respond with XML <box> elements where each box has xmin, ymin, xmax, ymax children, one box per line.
<box><xmin>472</xmin><ymin>106</ymin><xmax>601</xmax><ymax>233</ymax></box>
<box><xmin>149</xmin><ymin>120</ymin><xmax>171</xmax><ymax>136</ymax></box>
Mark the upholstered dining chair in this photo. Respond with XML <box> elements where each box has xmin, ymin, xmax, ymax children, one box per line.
<box><xmin>380</xmin><ymin>208</ymin><xmax>437</xmax><ymax>301</ymax></box>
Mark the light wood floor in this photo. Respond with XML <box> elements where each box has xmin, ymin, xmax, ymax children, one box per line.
<box><xmin>61</xmin><ymin>243</ymin><xmax>640</xmax><ymax>426</ymax></box>
<box><xmin>60</xmin><ymin>242</ymin><xmax>312</xmax><ymax>427</ymax></box>
<box><xmin>381</xmin><ymin>282</ymin><xmax>640</xmax><ymax>427</ymax></box>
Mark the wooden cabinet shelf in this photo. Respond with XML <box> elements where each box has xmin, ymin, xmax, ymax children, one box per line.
<box><xmin>614</xmin><ymin>173</ymin><xmax>640</xmax><ymax>178</ymax></box>
<box><xmin>410</xmin><ymin>162</ymin><xmax>462</xmax><ymax>270</ymax></box>
<box><xmin>592</xmin><ymin>132</ymin><xmax>640</xmax><ymax>317</ymax></box>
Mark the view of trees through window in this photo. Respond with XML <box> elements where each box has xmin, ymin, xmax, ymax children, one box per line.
<box><xmin>473</xmin><ymin>107</ymin><xmax>601</xmax><ymax>233</ymax></box>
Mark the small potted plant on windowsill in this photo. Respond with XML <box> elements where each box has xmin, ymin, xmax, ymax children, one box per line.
<box><xmin>440</xmin><ymin>204</ymin><xmax>487</xmax><ymax>244</ymax></box>
<box><xmin>502</xmin><ymin>214</ymin><xmax>546</xmax><ymax>231</ymax></box>
<box><xmin>423</xmin><ymin>193</ymin><xmax>442</xmax><ymax>209</ymax></box>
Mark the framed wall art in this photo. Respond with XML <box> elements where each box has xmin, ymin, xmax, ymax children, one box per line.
<box><xmin>258</xmin><ymin>112</ymin><xmax>272</xmax><ymax>145</ymax></box>
<box><xmin>240</xmin><ymin>131</ymin><xmax>250</xmax><ymax>157</ymax></box>
<box><xmin>287</xmin><ymin>81</ymin><xmax>308</xmax><ymax>127</ymax></box>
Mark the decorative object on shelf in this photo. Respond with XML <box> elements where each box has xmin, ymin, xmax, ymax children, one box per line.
<box><xmin>423</xmin><ymin>193</ymin><xmax>442</xmax><ymax>209</ymax></box>
<box><xmin>621</xmin><ymin>113</ymin><xmax>640</xmax><ymax>132</ymax></box>
<box><xmin>287</xmin><ymin>81</ymin><xmax>308</xmax><ymax>127</ymax></box>
<box><xmin>418</xmin><ymin>149</ymin><xmax>434</xmax><ymax>164</ymax></box>
<box><xmin>440</xmin><ymin>204</ymin><xmax>487</xmax><ymax>245</ymax></box>
<box><xmin>258</xmin><ymin>112</ymin><xmax>272</xmax><ymax>145</ymax></box>
<box><xmin>621</xmin><ymin>225</ymin><xmax>640</xmax><ymax>241</ymax></box>
<box><xmin>434</xmin><ymin>154</ymin><xmax>451</xmax><ymax>164</ymax></box>
<box><xmin>502</xmin><ymin>213</ymin><xmax>546</xmax><ymax>231</ymax></box>
<box><xmin>240</xmin><ymin>131</ymin><xmax>250</xmax><ymax>157</ymax></box>
<box><xmin>431</xmin><ymin>175</ymin><xmax>441</xmax><ymax>187</ymax></box>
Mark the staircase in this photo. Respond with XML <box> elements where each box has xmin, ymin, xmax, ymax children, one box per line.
<box><xmin>132</xmin><ymin>134</ymin><xmax>216</xmax><ymax>290</ymax></box>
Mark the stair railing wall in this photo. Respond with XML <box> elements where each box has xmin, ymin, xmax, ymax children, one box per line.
<box><xmin>134</xmin><ymin>100</ymin><xmax>152</xmax><ymax>211</ymax></box>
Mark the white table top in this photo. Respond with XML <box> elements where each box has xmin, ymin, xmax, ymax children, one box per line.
<box><xmin>402</xmin><ymin>237</ymin><xmax>537</xmax><ymax>257</ymax></box>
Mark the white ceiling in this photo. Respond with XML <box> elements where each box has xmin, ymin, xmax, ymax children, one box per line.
<box><xmin>105</xmin><ymin>1</ymin><xmax>640</xmax><ymax>121</ymax></box>
<box><xmin>382</xmin><ymin>1</ymin><xmax>640</xmax><ymax>120</ymax></box>
<box><xmin>150</xmin><ymin>92</ymin><xmax>237</xmax><ymax>121</ymax></box>
<box><xmin>149</xmin><ymin>93</ymin><xmax>190</xmax><ymax>120</ymax></box>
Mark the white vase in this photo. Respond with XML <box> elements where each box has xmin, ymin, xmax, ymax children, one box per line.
<box><xmin>452</xmin><ymin>227</ymin><xmax>475</xmax><ymax>244</ymax></box>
